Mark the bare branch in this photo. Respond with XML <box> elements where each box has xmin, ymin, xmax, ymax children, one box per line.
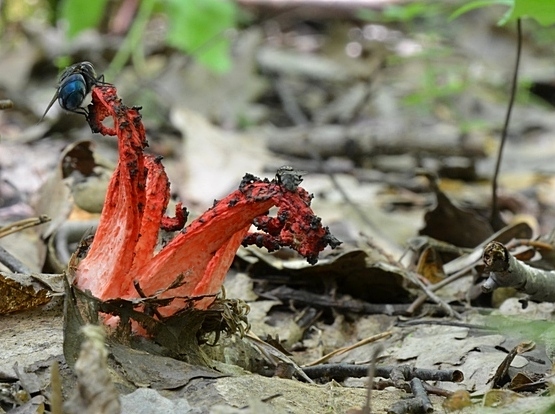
<box><xmin>482</xmin><ymin>241</ymin><xmax>555</xmax><ymax>302</ymax></box>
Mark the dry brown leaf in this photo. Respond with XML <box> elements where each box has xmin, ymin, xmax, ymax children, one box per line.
<box><xmin>419</xmin><ymin>174</ymin><xmax>493</xmax><ymax>248</ymax></box>
<box><xmin>416</xmin><ymin>246</ymin><xmax>446</xmax><ymax>284</ymax></box>
<box><xmin>0</xmin><ymin>272</ymin><xmax>51</xmax><ymax>314</ymax></box>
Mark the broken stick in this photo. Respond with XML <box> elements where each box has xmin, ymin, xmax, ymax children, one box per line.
<box><xmin>482</xmin><ymin>241</ymin><xmax>555</xmax><ymax>302</ymax></box>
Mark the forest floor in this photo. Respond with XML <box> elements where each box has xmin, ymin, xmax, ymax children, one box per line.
<box><xmin>3</xmin><ymin>2</ymin><xmax>555</xmax><ymax>413</ymax></box>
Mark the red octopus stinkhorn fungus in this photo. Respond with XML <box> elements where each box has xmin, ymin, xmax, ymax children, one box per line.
<box><xmin>72</xmin><ymin>84</ymin><xmax>340</xmax><ymax>322</ymax></box>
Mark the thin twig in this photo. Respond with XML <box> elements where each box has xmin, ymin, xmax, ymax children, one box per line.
<box><xmin>0</xmin><ymin>215</ymin><xmax>50</xmax><ymax>239</ymax></box>
<box><xmin>406</xmin><ymin>271</ymin><xmax>462</xmax><ymax>320</ymax></box>
<box><xmin>406</xmin><ymin>267</ymin><xmax>472</xmax><ymax>314</ymax></box>
<box><xmin>302</xmin><ymin>363</ymin><xmax>463</xmax><ymax>383</ymax></box>
<box><xmin>491</xmin><ymin>18</ymin><xmax>522</xmax><ymax>226</ymax></box>
<box><xmin>264</xmin><ymin>285</ymin><xmax>475</xmax><ymax>316</ymax></box>
<box><xmin>0</xmin><ymin>245</ymin><xmax>31</xmax><ymax>273</ymax></box>
<box><xmin>363</xmin><ymin>344</ymin><xmax>383</xmax><ymax>414</ymax></box>
<box><xmin>303</xmin><ymin>331</ymin><xmax>392</xmax><ymax>367</ymax></box>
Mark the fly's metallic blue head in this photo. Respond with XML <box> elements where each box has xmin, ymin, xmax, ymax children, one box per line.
<box><xmin>41</xmin><ymin>61</ymin><xmax>101</xmax><ymax>120</ymax></box>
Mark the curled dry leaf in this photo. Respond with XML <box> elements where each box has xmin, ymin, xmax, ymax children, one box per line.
<box><xmin>419</xmin><ymin>172</ymin><xmax>493</xmax><ymax>248</ymax></box>
<box><xmin>72</xmin><ymin>84</ymin><xmax>340</xmax><ymax>323</ymax></box>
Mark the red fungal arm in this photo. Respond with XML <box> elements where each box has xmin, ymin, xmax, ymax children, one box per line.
<box><xmin>75</xmin><ymin>86</ymin><xmax>148</xmax><ymax>299</ymax></box>
<box><xmin>74</xmin><ymin>84</ymin><xmax>340</xmax><ymax>318</ymax></box>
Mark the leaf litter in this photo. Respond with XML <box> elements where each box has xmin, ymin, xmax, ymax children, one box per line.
<box><xmin>5</xmin><ymin>4</ymin><xmax>555</xmax><ymax>413</ymax></box>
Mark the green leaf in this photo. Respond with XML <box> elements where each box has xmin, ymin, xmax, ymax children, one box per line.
<box><xmin>449</xmin><ymin>0</ymin><xmax>513</xmax><ymax>21</ymax></box>
<box><xmin>358</xmin><ymin>1</ymin><xmax>441</xmax><ymax>23</ymax></box>
<box><xmin>164</xmin><ymin>0</ymin><xmax>237</xmax><ymax>73</ymax></box>
<box><xmin>59</xmin><ymin>0</ymin><xmax>109</xmax><ymax>38</ymax></box>
<box><xmin>487</xmin><ymin>315</ymin><xmax>555</xmax><ymax>343</ymax></box>
<box><xmin>505</xmin><ymin>0</ymin><xmax>555</xmax><ymax>26</ymax></box>
<box><xmin>383</xmin><ymin>3</ymin><xmax>429</xmax><ymax>22</ymax></box>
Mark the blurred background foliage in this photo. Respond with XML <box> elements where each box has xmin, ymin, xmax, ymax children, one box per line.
<box><xmin>0</xmin><ymin>0</ymin><xmax>242</xmax><ymax>74</ymax></box>
<box><xmin>1</xmin><ymin>0</ymin><xmax>554</xmax><ymax>76</ymax></box>
<box><xmin>1</xmin><ymin>0</ymin><xmax>555</xmax><ymax>130</ymax></box>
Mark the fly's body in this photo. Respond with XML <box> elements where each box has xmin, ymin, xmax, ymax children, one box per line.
<box><xmin>41</xmin><ymin>61</ymin><xmax>104</xmax><ymax>120</ymax></box>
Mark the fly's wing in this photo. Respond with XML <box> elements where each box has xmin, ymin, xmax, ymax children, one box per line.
<box><xmin>40</xmin><ymin>64</ymin><xmax>73</xmax><ymax>121</ymax></box>
<box><xmin>39</xmin><ymin>90</ymin><xmax>60</xmax><ymax>121</ymax></box>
